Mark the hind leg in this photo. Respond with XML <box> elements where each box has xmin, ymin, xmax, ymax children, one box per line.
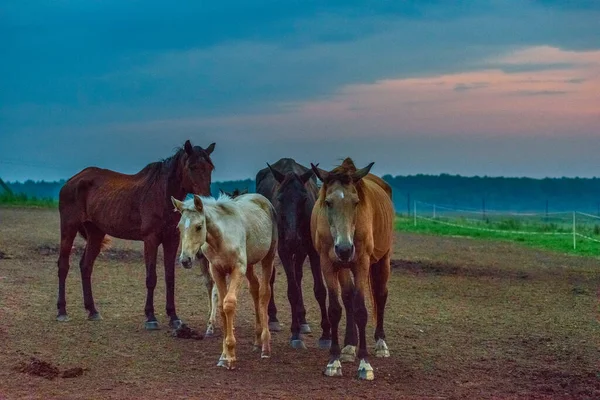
<box><xmin>267</xmin><ymin>262</ymin><xmax>281</xmax><ymax>332</ymax></box>
<box><xmin>79</xmin><ymin>223</ymin><xmax>105</xmax><ymax>320</ymax></box>
<box><xmin>246</xmin><ymin>265</ymin><xmax>262</xmax><ymax>350</ymax></box>
<box><xmin>57</xmin><ymin>224</ymin><xmax>78</xmax><ymax>321</ymax></box>
<box><xmin>259</xmin><ymin>251</ymin><xmax>275</xmax><ymax>358</ymax></box>
<box><xmin>294</xmin><ymin>252</ymin><xmax>311</xmax><ymax>335</ymax></box>
<box><xmin>372</xmin><ymin>253</ymin><xmax>391</xmax><ymax>358</ymax></box>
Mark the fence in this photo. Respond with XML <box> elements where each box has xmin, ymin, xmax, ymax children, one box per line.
<box><xmin>412</xmin><ymin>200</ymin><xmax>600</xmax><ymax>250</ymax></box>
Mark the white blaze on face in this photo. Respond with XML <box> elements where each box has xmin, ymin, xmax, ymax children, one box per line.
<box><xmin>184</xmin><ymin>218</ymin><xmax>191</xmax><ymax>230</ymax></box>
<box><xmin>332</xmin><ymin>190</ymin><xmax>352</xmax><ymax>246</ymax></box>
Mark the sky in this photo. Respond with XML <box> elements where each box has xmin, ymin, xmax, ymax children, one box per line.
<box><xmin>1</xmin><ymin>0</ymin><xmax>599</xmax><ymax>182</ymax></box>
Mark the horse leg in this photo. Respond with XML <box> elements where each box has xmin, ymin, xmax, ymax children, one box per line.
<box><xmin>280</xmin><ymin>251</ymin><xmax>303</xmax><ymax>349</ymax></box>
<box><xmin>259</xmin><ymin>250</ymin><xmax>275</xmax><ymax>358</ymax></box>
<box><xmin>354</xmin><ymin>257</ymin><xmax>375</xmax><ymax>381</ymax></box>
<box><xmin>246</xmin><ymin>264</ymin><xmax>262</xmax><ymax>351</ymax></box>
<box><xmin>218</xmin><ymin>265</ymin><xmax>244</xmax><ymax>369</ymax></box>
<box><xmin>321</xmin><ymin>256</ymin><xmax>343</xmax><ymax>377</ymax></box>
<box><xmin>162</xmin><ymin>236</ymin><xmax>182</xmax><ymax>329</ymax></box>
<box><xmin>267</xmin><ymin>261</ymin><xmax>281</xmax><ymax>332</ymax></box>
<box><xmin>371</xmin><ymin>253</ymin><xmax>391</xmax><ymax>358</ymax></box>
<box><xmin>143</xmin><ymin>237</ymin><xmax>160</xmax><ymax>330</ymax></box>
<box><xmin>294</xmin><ymin>252</ymin><xmax>310</xmax><ymax>335</ymax></box>
<box><xmin>339</xmin><ymin>269</ymin><xmax>358</xmax><ymax>363</ymax></box>
<box><xmin>201</xmin><ymin>256</ymin><xmax>217</xmax><ymax>336</ymax></box>
<box><xmin>57</xmin><ymin>224</ymin><xmax>78</xmax><ymax>321</ymax></box>
<box><xmin>79</xmin><ymin>223</ymin><xmax>104</xmax><ymax>321</ymax></box>
<box><xmin>308</xmin><ymin>249</ymin><xmax>331</xmax><ymax>349</ymax></box>
<box><xmin>211</xmin><ymin>267</ymin><xmax>229</xmax><ymax>368</ymax></box>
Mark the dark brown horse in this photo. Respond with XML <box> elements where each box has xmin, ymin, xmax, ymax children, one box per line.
<box><xmin>219</xmin><ymin>188</ymin><xmax>248</xmax><ymax>198</ymax></box>
<box><xmin>56</xmin><ymin>140</ymin><xmax>216</xmax><ymax>330</ymax></box>
<box><xmin>256</xmin><ymin>158</ymin><xmax>331</xmax><ymax>349</ymax></box>
<box><xmin>310</xmin><ymin>158</ymin><xmax>394</xmax><ymax>380</ymax></box>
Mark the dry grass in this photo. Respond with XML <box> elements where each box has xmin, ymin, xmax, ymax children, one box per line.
<box><xmin>1</xmin><ymin>207</ymin><xmax>599</xmax><ymax>399</ymax></box>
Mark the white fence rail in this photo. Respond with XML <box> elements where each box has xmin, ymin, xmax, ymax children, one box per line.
<box><xmin>412</xmin><ymin>201</ymin><xmax>600</xmax><ymax>250</ymax></box>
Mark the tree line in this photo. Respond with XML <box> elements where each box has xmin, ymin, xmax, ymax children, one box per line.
<box><xmin>4</xmin><ymin>174</ymin><xmax>600</xmax><ymax>213</ymax></box>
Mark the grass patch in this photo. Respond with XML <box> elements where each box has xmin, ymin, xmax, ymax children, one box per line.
<box><xmin>395</xmin><ymin>215</ymin><xmax>600</xmax><ymax>258</ymax></box>
<box><xmin>0</xmin><ymin>192</ymin><xmax>57</xmax><ymax>208</ymax></box>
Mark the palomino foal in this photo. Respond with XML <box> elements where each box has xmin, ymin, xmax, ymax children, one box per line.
<box><xmin>310</xmin><ymin>158</ymin><xmax>394</xmax><ymax>381</ymax></box>
<box><xmin>172</xmin><ymin>193</ymin><xmax>278</xmax><ymax>369</ymax></box>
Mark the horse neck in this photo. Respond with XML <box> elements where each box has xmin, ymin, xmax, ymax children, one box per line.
<box><xmin>203</xmin><ymin>205</ymin><xmax>224</xmax><ymax>251</ymax></box>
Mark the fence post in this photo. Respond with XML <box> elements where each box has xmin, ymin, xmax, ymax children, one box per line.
<box><xmin>433</xmin><ymin>204</ymin><xmax>436</xmax><ymax>219</ymax></box>
<box><xmin>572</xmin><ymin>211</ymin><xmax>576</xmax><ymax>250</ymax></box>
<box><xmin>414</xmin><ymin>200</ymin><xmax>417</xmax><ymax>227</ymax></box>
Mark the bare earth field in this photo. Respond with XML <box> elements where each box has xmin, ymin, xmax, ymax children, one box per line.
<box><xmin>1</xmin><ymin>207</ymin><xmax>599</xmax><ymax>400</ymax></box>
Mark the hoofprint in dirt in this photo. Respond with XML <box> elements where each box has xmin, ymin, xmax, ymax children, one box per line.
<box><xmin>0</xmin><ymin>207</ymin><xmax>599</xmax><ymax>399</ymax></box>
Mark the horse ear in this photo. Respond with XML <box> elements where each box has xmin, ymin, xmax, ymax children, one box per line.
<box><xmin>310</xmin><ymin>163</ymin><xmax>328</xmax><ymax>182</ymax></box>
<box><xmin>267</xmin><ymin>163</ymin><xmax>285</xmax><ymax>183</ymax></box>
<box><xmin>193</xmin><ymin>195</ymin><xmax>204</xmax><ymax>212</ymax></box>
<box><xmin>205</xmin><ymin>143</ymin><xmax>216</xmax><ymax>155</ymax></box>
<box><xmin>219</xmin><ymin>189</ymin><xmax>225</xmax><ymax>196</ymax></box>
<box><xmin>299</xmin><ymin>168</ymin><xmax>315</xmax><ymax>184</ymax></box>
<box><xmin>184</xmin><ymin>140</ymin><xmax>194</xmax><ymax>156</ymax></box>
<box><xmin>171</xmin><ymin>196</ymin><xmax>184</xmax><ymax>213</ymax></box>
<box><xmin>352</xmin><ymin>162</ymin><xmax>374</xmax><ymax>182</ymax></box>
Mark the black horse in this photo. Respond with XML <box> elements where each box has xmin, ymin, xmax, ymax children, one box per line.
<box><xmin>256</xmin><ymin>158</ymin><xmax>331</xmax><ymax>349</ymax></box>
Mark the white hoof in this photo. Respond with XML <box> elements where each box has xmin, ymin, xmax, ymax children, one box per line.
<box><xmin>324</xmin><ymin>359</ymin><xmax>342</xmax><ymax>377</ymax></box>
<box><xmin>340</xmin><ymin>345</ymin><xmax>356</xmax><ymax>363</ymax></box>
<box><xmin>375</xmin><ymin>338</ymin><xmax>390</xmax><ymax>358</ymax></box>
<box><xmin>357</xmin><ymin>359</ymin><xmax>374</xmax><ymax>380</ymax></box>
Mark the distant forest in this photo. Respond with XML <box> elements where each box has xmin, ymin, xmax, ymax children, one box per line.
<box><xmin>3</xmin><ymin>174</ymin><xmax>600</xmax><ymax>213</ymax></box>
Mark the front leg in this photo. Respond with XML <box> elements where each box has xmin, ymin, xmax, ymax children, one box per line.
<box><xmin>163</xmin><ymin>236</ymin><xmax>182</xmax><ymax>329</ymax></box>
<box><xmin>339</xmin><ymin>268</ymin><xmax>357</xmax><ymax>363</ymax></box>
<box><xmin>321</xmin><ymin>255</ymin><xmax>343</xmax><ymax>377</ymax></box>
<box><xmin>143</xmin><ymin>237</ymin><xmax>160</xmax><ymax>330</ymax></box>
<box><xmin>354</xmin><ymin>256</ymin><xmax>375</xmax><ymax>381</ymax></box>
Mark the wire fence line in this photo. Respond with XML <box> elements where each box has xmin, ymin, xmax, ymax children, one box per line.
<box><xmin>411</xmin><ymin>200</ymin><xmax>600</xmax><ymax>250</ymax></box>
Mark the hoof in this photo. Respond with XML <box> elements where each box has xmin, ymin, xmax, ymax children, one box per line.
<box><xmin>261</xmin><ymin>351</ymin><xmax>270</xmax><ymax>359</ymax></box>
<box><xmin>205</xmin><ymin>324</ymin><xmax>215</xmax><ymax>337</ymax></box>
<box><xmin>300</xmin><ymin>324</ymin><xmax>311</xmax><ymax>334</ymax></box>
<box><xmin>87</xmin><ymin>312</ymin><xmax>102</xmax><ymax>321</ymax></box>
<box><xmin>324</xmin><ymin>359</ymin><xmax>342</xmax><ymax>377</ymax></box>
<box><xmin>217</xmin><ymin>354</ymin><xmax>235</xmax><ymax>369</ymax></box>
<box><xmin>318</xmin><ymin>339</ymin><xmax>332</xmax><ymax>350</ymax></box>
<box><xmin>144</xmin><ymin>320</ymin><xmax>160</xmax><ymax>330</ymax></box>
<box><xmin>375</xmin><ymin>338</ymin><xmax>390</xmax><ymax>358</ymax></box>
<box><xmin>340</xmin><ymin>345</ymin><xmax>356</xmax><ymax>363</ymax></box>
<box><xmin>56</xmin><ymin>314</ymin><xmax>70</xmax><ymax>322</ymax></box>
<box><xmin>169</xmin><ymin>319</ymin><xmax>183</xmax><ymax>329</ymax></box>
<box><xmin>290</xmin><ymin>339</ymin><xmax>307</xmax><ymax>350</ymax></box>
<box><xmin>358</xmin><ymin>359</ymin><xmax>374</xmax><ymax>381</ymax></box>
<box><xmin>268</xmin><ymin>321</ymin><xmax>282</xmax><ymax>332</ymax></box>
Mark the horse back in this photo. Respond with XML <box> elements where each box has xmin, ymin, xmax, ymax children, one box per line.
<box><xmin>234</xmin><ymin>193</ymin><xmax>278</xmax><ymax>264</ymax></box>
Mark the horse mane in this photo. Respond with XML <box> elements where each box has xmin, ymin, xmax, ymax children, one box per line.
<box><xmin>323</xmin><ymin>158</ymin><xmax>358</xmax><ymax>185</ymax></box>
<box><xmin>181</xmin><ymin>193</ymin><xmax>236</xmax><ymax>214</ymax></box>
<box><xmin>140</xmin><ymin>144</ymin><xmax>214</xmax><ymax>185</ymax></box>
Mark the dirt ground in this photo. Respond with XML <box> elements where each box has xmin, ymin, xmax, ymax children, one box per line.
<box><xmin>1</xmin><ymin>207</ymin><xmax>599</xmax><ymax>400</ymax></box>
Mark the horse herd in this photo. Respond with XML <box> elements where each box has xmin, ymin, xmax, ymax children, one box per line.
<box><xmin>55</xmin><ymin>139</ymin><xmax>395</xmax><ymax>381</ymax></box>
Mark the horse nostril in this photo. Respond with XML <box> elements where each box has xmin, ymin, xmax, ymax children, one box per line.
<box><xmin>335</xmin><ymin>244</ymin><xmax>354</xmax><ymax>261</ymax></box>
<box><xmin>181</xmin><ymin>257</ymin><xmax>192</xmax><ymax>268</ymax></box>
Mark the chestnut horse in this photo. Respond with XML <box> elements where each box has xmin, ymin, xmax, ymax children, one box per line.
<box><xmin>256</xmin><ymin>158</ymin><xmax>331</xmax><ymax>349</ymax></box>
<box><xmin>56</xmin><ymin>140</ymin><xmax>215</xmax><ymax>330</ymax></box>
<box><xmin>310</xmin><ymin>158</ymin><xmax>394</xmax><ymax>381</ymax></box>
<box><xmin>172</xmin><ymin>192</ymin><xmax>277</xmax><ymax>370</ymax></box>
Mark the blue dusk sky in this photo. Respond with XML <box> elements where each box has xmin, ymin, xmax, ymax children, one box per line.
<box><xmin>1</xmin><ymin>1</ymin><xmax>599</xmax><ymax>182</ymax></box>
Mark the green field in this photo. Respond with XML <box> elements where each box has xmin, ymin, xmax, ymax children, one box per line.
<box><xmin>0</xmin><ymin>192</ymin><xmax>58</xmax><ymax>208</ymax></box>
<box><xmin>395</xmin><ymin>214</ymin><xmax>600</xmax><ymax>257</ymax></box>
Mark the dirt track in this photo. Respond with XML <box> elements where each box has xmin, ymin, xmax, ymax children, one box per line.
<box><xmin>1</xmin><ymin>207</ymin><xmax>599</xmax><ymax>399</ymax></box>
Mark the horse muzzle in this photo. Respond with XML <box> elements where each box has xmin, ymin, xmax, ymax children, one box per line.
<box><xmin>334</xmin><ymin>243</ymin><xmax>355</xmax><ymax>263</ymax></box>
<box><xmin>179</xmin><ymin>255</ymin><xmax>193</xmax><ymax>269</ymax></box>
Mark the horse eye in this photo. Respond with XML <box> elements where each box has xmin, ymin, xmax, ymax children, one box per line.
<box><xmin>196</xmin><ymin>225</ymin><xmax>202</xmax><ymax>232</ymax></box>
<box><xmin>324</xmin><ymin>200</ymin><xmax>332</xmax><ymax>208</ymax></box>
